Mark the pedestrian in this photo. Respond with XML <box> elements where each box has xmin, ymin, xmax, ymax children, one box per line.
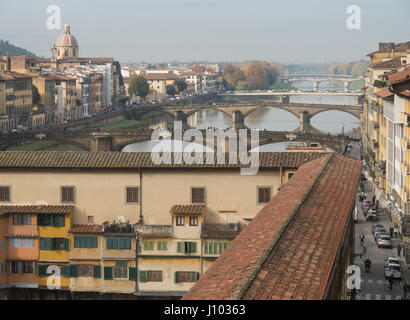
<box><xmin>372</xmin><ymin>195</ymin><xmax>376</xmax><ymax>205</ymax></box>
<box><xmin>398</xmin><ymin>243</ymin><xmax>402</xmax><ymax>256</ymax></box>
<box><xmin>363</xmin><ymin>246</ymin><xmax>367</xmax><ymax>256</ymax></box>
<box><xmin>403</xmin><ymin>282</ymin><xmax>408</xmax><ymax>299</ymax></box>
<box><xmin>394</xmin><ymin>227</ymin><xmax>398</xmax><ymax>237</ymax></box>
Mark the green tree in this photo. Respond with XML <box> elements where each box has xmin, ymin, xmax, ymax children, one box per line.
<box><xmin>166</xmin><ymin>85</ymin><xmax>177</xmax><ymax>96</ymax></box>
<box><xmin>128</xmin><ymin>75</ymin><xmax>150</xmax><ymax>99</ymax></box>
<box><xmin>32</xmin><ymin>85</ymin><xmax>40</xmax><ymax>105</ymax></box>
<box><xmin>174</xmin><ymin>79</ymin><xmax>187</xmax><ymax>93</ymax></box>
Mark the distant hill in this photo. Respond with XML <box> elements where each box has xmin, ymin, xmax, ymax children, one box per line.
<box><xmin>0</xmin><ymin>40</ymin><xmax>36</xmax><ymax>57</ymax></box>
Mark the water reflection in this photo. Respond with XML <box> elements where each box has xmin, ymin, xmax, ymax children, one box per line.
<box><xmin>187</xmin><ymin>109</ymin><xmax>231</xmax><ymax>129</ymax></box>
<box><xmin>245</xmin><ymin>108</ymin><xmax>299</xmax><ymax>131</ymax></box>
<box><xmin>122</xmin><ymin>139</ymin><xmax>214</xmax><ymax>153</ymax></box>
<box><xmin>310</xmin><ymin>110</ymin><xmax>359</xmax><ymax>134</ymax></box>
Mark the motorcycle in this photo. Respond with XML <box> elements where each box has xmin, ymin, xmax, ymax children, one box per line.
<box><xmin>364</xmin><ymin>259</ymin><xmax>371</xmax><ymax>273</ymax></box>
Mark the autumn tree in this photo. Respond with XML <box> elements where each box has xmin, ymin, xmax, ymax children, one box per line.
<box><xmin>128</xmin><ymin>75</ymin><xmax>150</xmax><ymax>99</ymax></box>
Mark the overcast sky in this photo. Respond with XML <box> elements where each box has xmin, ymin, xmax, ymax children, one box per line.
<box><xmin>1</xmin><ymin>0</ymin><xmax>409</xmax><ymax>64</ymax></box>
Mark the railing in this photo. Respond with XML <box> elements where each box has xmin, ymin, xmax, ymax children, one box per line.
<box><xmin>201</xmin><ymin>223</ymin><xmax>242</xmax><ymax>239</ymax></box>
<box><xmin>134</xmin><ymin>224</ymin><xmax>173</xmax><ymax>237</ymax></box>
<box><xmin>7</xmin><ymin>225</ymin><xmax>38</xmax><ymax>237</ymax></box>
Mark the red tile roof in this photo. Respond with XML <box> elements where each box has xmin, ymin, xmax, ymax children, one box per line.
<box><xmin>170</xmin><ymin>205</ymin><xmax>206</xmax><ymax>215</ymax></box>
<box><xmin>0</xmin><ymin>152</ymin><xmax>327</xmax><ymax>170</ymax></box>
<box><xmin>183</xmin><ymin>153</ymin><xmax>362</xmax><ymax>300</ymax></box>
<box><xmin>372</xmin><ymin>57</ymin><xmax>404</xmax><ymax>69</ymax></box>
<box><xmin>69</xmin><ymin>224</ymin><xmax>103</xmax><ymax>233</ymax></box>
<box><xmin>0</xmin><ymin>205</ymin><xmax>73</xmax><ymax>216</ymax></box>
<box><xmin>387</xmin><ymin>65</ymin><xmax>410</xmax><ymax>85</ymax></box>
<box><xmin>375</xmin><ymin>87</ymin><xmax>394</xmax><ymax>99</ymax></box>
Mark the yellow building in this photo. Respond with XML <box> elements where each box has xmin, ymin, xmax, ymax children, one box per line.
<box><xmin>37</xmin><ymin>206</ymin><xmax>73</xmax><ymax>290</ymax></box>
<box><xmin>0</xmin><ymin>72</ymin><xmax>33</xmax><ymax>128</ymax></box>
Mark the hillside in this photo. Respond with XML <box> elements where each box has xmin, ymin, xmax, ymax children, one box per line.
<box><xmin>0</xmin><ymin>40</ymin><xmax>36</xmax><ymax>57</ymax></box>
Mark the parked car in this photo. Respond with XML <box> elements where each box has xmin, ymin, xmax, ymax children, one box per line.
<box><xmin>384</xmin><ymin>263</ymin><xmax>402</xmax><ymax>279</ymax></box>
<box><xmin>384</xmin><ymin>257</ymin><xmax>401</xmax><ymax>268</ymax></box>
<box><xmin>372</xmin><ymin>225</ymin><xmax>386</xmax><ymax>237</ymax></box>
<box><xmin>366</xmin><ymin>209</ymin><xmax>377</xmax><ymax>221</ymax></box>
<box><xmin>377</xmin><ymin>234</ymin><xmax>392</xmax><ymax>248</ymax></box>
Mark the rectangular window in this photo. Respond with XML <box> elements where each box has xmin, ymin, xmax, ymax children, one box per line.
<box><xmin>61</xmin><ymin>186</ymin><xmax>74</xmax><ymax>203</ymax></box>
<box><xmin>53</xmin><ymin>238</ymin><xmax>66</xmax><ymax>251</ymax></box>
<box><xmin>176</xmin><ymin>216</ymin><xmax>185</xmax><ymax>226</ymax></box>
<box><xmin>11</xmin><ymin>261</ymin><xmax>34</xmax><ymax>274</ymax></box>
<box><xmin>114</xmin><ymin>261</ymin><xmax>128</xmax><ymax>279</ymax></box>
<box><xmin>143</xmin><ymin>240</ymin><xmax>154</xmax><ymax>251</ymax></box>
<box><xmin>191</xmin><ymin>188</ymin><xmax>205</xmax><ymax>204</ymax></box>
<box><xmin>78</xmin><ymin>265</ymin><xmax>93</xmax><ymax>277</ymax></box>
<box><xmin>175</xmin><ymin>271</ymin><xmax>198</xmax><ymax>283</ymax></box>
<box><xmin>38</xmin><ymin>214</ymin><xmax>51</xmax><ymax>226</ymax></box>
<box><xmin>106</xmin><ymin>237</ymin><xmax>131</xmax><ymax>250</ymax></box>
<box><xmin>13</xmin><ymin>214</ymin><xmax>31</xmax><ymax>225</ymax></box>
<box><xmin>22</xmin><ymin>238</ymin><xmax>34</xmax><ymax>249</ymax></box>
<box><xmin>1</xmin><ymin>240</ymin><xmax>6</xmax><ymax>250</ymax></box>
<box><xmin>126</xmin><ymin>187</ymin><xmax>139</xmax><ymax>203</ymax></box>
<box><xmin>157</xmin><ymin>241</ymin><xmax>168</xmax><ymax>251</ymax></box>
<box><xmin>147</xmin><ymin>270</ymin><xmax>162</xmax><ymax>282</ymax></box>
<box><xmin>258</xmin><ymin>187</ymin><xmax>271</xmax><ymax>204</ymax></box>
<box><xmin>0</xmin><ymin>187</ymin><xmax>10</xmax><ymax>202</ymax></box>
<box><xmin>189</xmin><ymin>216</ymin><xmax>198</xmax><ymax>226</ymax></box>
<box><xmin>177</xmin><ymin>241</ymin><xmax>197</xmax><ymax>254</ymax></box>
<box><xmin>74</xmin><ymin>236</ymin><xmax>98</xmax><ymax>249</ymax></box>
<box><xmin>1</xmin><ymin>262</ymin><xmax>7</xmax><ymax>274</ymax></box>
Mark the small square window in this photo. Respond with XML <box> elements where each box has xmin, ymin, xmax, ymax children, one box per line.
<box><xmin>176</xmin><ymin>216</ymin><xmax>185</xmax><ymax>226</ymax></box>
<box><xmin>258</xmin><ymin>187</ymin><xmax>271</xmax><ymax>204</ymax></box>
<box><xmin>189</xmin><ymin>216</ymin><xmax>198</xmax><ymax>226</ymax></box>
<box><xmin>191</xmin><ymin>188</ymin><xmax>205</xmax><ymax>204</ymax></box>
<box><xmin>126</xmin><ymin>187</ymin><xmax>139</xmax><ymax>203</ymax></box>
<box><xmin>61</xmin><ymin>186</ymin><xmax>74</xmax><ymax>203</ymax></box>
<box><xmin>0</xmin><ymin>187</ymin><xmax>10</xmax><ymax>202</ymax></box>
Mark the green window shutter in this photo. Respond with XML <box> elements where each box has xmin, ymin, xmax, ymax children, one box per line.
<box><xmin>218</xmin><ymin>242</ymin><xmax>223</xmax><ymax>254</ymax></box>
<box><xmin>69</xmin><ymin>264</ymin><xmax>78</xmax><ymax>278</ymax></box>
<box><xmin>139</xmin><ymin>270</ymin><xmax>147</xmax><ymax>283</ymax></box>
<box><xmin>92</xmin><ymin>237</ymin><xmax>98</xmax><ymax>248</ymax></box>
<box><xmin>62</xmin><ymin>265</ymin><xmax>70</xmax><ymax>278</ymax></box>
<box><xmin>74</xmin><ymin>236</ymin><xmax>79</xmax><ymax>248</ymax></box>
<box><xmin>49</xmin><ymin>215</ymin><xmax>54</xmax><ymax>227</ymax></box>
<box><xmin>129</xmin><ymin>267</ymin><xmax>136</xmax><ymax>280</ymax></box>
<box><xmin>177</xmin><ymin>242</ymin><xmax>184</xmax><ymax>253</ymax></box>
<box><xmin>174</xmin><ymin>272</ymin><xmax>178</xmax><ymax>283</ymax></box>
<box><xmin>64</xmin><ymin>239</ymin><xmax>69</xmax><ymax>251</ymax></box>
<box><xmin>104</xmin><ymin>267</ymin><xmax>113</xmax><ymax>280</ymax></box>
<box><xmin>212</xmin><ymin>242</ymin><xmax>217</xmax><ymax>254</ymax></box>
<box><xmin>107</xmin><ymin>238</ymin><xmax>113</xmax><ymax>249</ymax></box>
<box><xmin>48</xmin><ymin>238</ymin><xmax>53</xmax><ymax>250</ymax></box>
<box><xmin>119</xmin><ymin>238</ymin><xmax>130</xmax><ymax>249</ymax></box>
<box><xmin>223</xmin><ymin>242</ymin><xmax>229</xmax><ymax>251</ymax></box>
<box><xmin>38</xmin><ymin>264</ymin><xmax>47</xmax><ymax>277</ymax></box>
<box><xmin>54</xmin><ymin>215</ymin><xmax>65</xmax><ymax>227</ymax></box>
<box><xmin>113</xmin><ymin>238</ymin><xmax>119</xmax><ymax>249</ymax></box>
<box><xmin>115</xmin><ymin>261</ymin><xmax>127</xmax><ymax>267</ymax></box>
<box><xmin>40</xmin><ymin>238</ymin><xmax>46</xmax><ymax>250</ymax></box>
<box><xmin>157</xmin><ymin>241</ymin><xmax>161</xmax><ymax>251</ymax></box>
<box><xmin>93</xmin><ymin>265</ymin><xmax>101</xmax><ymax>278</ymax></box>
<box><xmin>191</xmin><ymin>242</ymin><xmax>197</xmax><ymax>253</ymax></box>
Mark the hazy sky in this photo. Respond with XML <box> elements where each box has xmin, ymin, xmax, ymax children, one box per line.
<box><xmin>1</xmin><ymin>0</ymin><xmax>409</xmax><ymax>63</ymax></box>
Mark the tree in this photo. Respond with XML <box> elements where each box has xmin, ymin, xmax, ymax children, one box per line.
<box><xmin>32</xmin><ymin>85</ymin><xmax>40</xmax><ymax>105</ymax></box>
<box><xmin>174</xmin><ymin>79</ymin><xmax>187</xmax><ymax>93</ymax></box>
<box><xmin>245</xmin><ymin>61</ymin><xmax>278</xmax><ymax>90</ymax></box>
<box><xmin>128</xmin><ymin>75</ymin><xmax>149</xmax><ymax>99</ymax></box>
<box><xmin>166</xmin><ymin>84</ymin><xmax>177</xmax><ymax>96</ymax></box>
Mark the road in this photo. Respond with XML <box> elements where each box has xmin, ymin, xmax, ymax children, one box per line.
<box><xmin>348</xmin><ymin>141</ymin><xmax>407</xmax><ymax>300</ymax></box>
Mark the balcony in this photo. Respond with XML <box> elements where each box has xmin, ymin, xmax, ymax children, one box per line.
<box><xmin>134</xmin><ymin>224</ymin><xmax>172</xmax><ymax>238</ymax></box>
<box><xmin>201</xmin><ymin>223</ymin><xmax>242</xmax><ymax>240</ymax></box>
<box><xmin>6</xmin><ymin>225</ymin><xmax>38</xmax><ymax>238</ymax></box>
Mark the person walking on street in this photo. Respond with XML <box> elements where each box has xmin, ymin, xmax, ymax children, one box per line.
<box><xmin>398</xmin><ymin>243</ymin><xmax>402</xmax><ymax>256</ymax></box>
<box><xmin>360</xmin><ymin>233</ymin><xmax>365</xmax><ymax>247</ymax></box>
<box><xmin>394</xmin><ymin>227</ymin><xmax>398</xmax><ymax>237</ymax></box>
<box><xmin>372</xmin><ymin>195</ymin><xmax>376</xmax><ymax>205</ymax></box>
<box><xmin>403</xmin><ymin>282</ymin><xmax>408</xmax><ymax>299</ymax></box>
<box><xmin>363</xmin><ymin>245</ymin><xmax>367</xmax><ymax>256</ymax></box>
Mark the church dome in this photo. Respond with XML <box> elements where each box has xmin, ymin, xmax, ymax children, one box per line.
<box><xmin>56</xmin><ymin>24</ymin><xmax>78</xmax><ymax>47</ymax></box>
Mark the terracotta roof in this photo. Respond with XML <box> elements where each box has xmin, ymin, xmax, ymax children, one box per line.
<box><xmin>69</xmin><ymin>224</ymin><xmax>103</xmax><ymax>233</ymax></box>
<box><xmin>372</xmin><ymin>57</ymin><xmax>404</xmax><ymax>69</ymax></box>
<box><xmin>0</xmin><ymin>72</ymin><xmax>33</xmax><ymax>81</ymax></box>
<box><xmin>387</xmin><ymin>65</ymin><xmax>410</xmax><ymax>85</ymax></box>
<box><xmin>56</xmin><ymin>25</ymin><xmax>78</xmax><ymax>47</ymax></box>
<box><xmin>182</xmin><ymin>153</ymin><xmax>362</xmax><ymax>300</ymax></box>
<box><xmin>170</xmin><ymin>205</ymin><xmax>206</xmax><ymax>215</ymax></box>
<box><xmin>57</xmin><ymin>58</ymin><xmax>114</xmax><ymax>64</ymax></box>
<box><xmin>0</xmin><ymin>152</ymin><xmax>327</xmax><ymax>170</ymax></box>
<box><xmin>0</xmin><ymin>205</ymin><xmax>73</xmax><ymax>216</ymax></box>
<box><xmin>375</xmin><ymin>87</ymin><xmax>394</xmax><ymax>99</ymax></box>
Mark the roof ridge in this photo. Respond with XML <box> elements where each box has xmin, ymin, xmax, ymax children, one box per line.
<box><xmin>235</xmin><ymin>153</ymin><xmax>334</xmax><ymax>299</ymax></box>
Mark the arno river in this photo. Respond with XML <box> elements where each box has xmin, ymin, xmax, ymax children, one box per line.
<box><xmin>123</xmin><ymin>86</ymin><xmax>360</xmax><ymax>152</ymax></box>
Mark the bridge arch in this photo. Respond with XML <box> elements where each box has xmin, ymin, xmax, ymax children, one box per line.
<box><xmin>309</xmin><ymin>108</ymin><xmax>360</xmax><ymax>120</ymax></box>
<box><xmin>184</xmin><ymin>108</ymin><xmax>233</xmax><ymax>120</ymax></box>
<box><xmin>241</xmin><ymin>105</ymin><xmax>300</xmax><ymax>120</ymax></box>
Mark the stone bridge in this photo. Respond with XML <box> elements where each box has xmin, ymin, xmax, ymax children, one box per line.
<box><xmin>0</xmin><ymin>129</ymin><xmax>346</xmax><ymax>153</ymax></box>
<box><xmin>156</xmin><ymin>102</ymin><xmax>362</xmax><ymax>131</ymax></box>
